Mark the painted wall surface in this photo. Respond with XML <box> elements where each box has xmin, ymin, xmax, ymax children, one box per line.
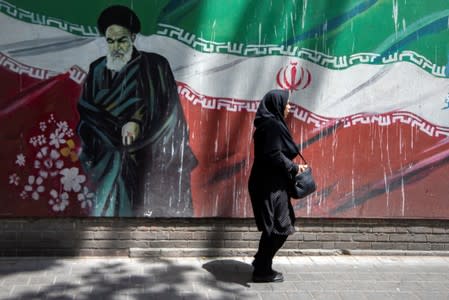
<box><xmin>0</xmin><ymin>0</ymin><xmax>448</xmax><ymax>218</ymax></box>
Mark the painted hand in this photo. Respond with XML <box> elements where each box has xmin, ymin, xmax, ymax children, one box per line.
<box><xmin>121</xmin><ymin>121</ymin><xmax>140</xmax><ymax>146</ymax></box>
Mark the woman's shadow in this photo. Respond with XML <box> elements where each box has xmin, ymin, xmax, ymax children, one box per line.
<box><xmin>202</xmin><ymin>259</ymin><xmax>253</xmax><ymax>288</ymax></box>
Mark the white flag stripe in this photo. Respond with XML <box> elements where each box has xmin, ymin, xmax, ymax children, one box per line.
<box><xmin>150</xmin><ymin>36</ymin><xmax>449</xmax><ymax>128</ymax></box>
<box><xmin>0</xmin><ymin>13</ymin><xmax>102</xmax><ymax>72</ymax></box>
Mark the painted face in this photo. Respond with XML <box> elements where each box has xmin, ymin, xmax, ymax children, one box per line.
<box><xmin>105</xmin><ymin>25</ymin><xmax>135</xmax><ymax>72</ymax></box>
<box><xmin>105</xmin><ymin>25</ymin><xmax>133</xmax><ymax>59</ymax></box>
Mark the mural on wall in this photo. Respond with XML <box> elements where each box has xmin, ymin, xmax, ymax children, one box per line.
<box><xmin>77</xmin><ymin>5</ymin><xmax>196</xmax><ymax>217</ymax></box>
<box><xmin>0</xmin><ymin>0</ymin><xmax>448</xmax><ymax>218</ymax></box>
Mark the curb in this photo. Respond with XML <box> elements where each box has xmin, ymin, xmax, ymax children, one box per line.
<box><xmin>129</xmin><ymin>248</ymin><xmax>449</xmax><ymax>257</ymax></box>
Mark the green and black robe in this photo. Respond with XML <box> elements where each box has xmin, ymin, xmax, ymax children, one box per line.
<box><xmin>77</xmin><ymin>48</ymin><xmax>197</xmax><ymax>217</ymax></box>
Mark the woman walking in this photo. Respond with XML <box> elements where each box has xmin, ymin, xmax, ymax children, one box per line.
<box><xmin>248</xmin><ymin>89</ymin><xmax>306</xmax><ymax>282</ymax></box>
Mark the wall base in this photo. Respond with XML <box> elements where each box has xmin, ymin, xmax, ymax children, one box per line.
<box><xmin>1</xmin><ymin>218</ymin><xmax>449</xmax><ymax>257</ymax></box>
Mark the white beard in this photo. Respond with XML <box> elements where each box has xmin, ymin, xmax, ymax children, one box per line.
<box><xmin>106</xmin><ymin>48</ymin><xmax>133</xmax><ymax>72</ymax></box>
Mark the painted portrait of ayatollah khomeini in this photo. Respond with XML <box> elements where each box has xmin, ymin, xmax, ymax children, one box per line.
<box><xmin>76</xmin><ymin>5</ymin><xmax>197</xmax><ymax>217</ymax></box>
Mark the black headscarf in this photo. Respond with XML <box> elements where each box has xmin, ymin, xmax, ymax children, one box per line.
<box><xmin>254</xmin><ymin>89</ymin><xmax>299</xmax><ymax>156</ymax></box>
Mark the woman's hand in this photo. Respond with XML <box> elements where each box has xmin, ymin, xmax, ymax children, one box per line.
<box><xmin>298</xmin><ymin>164</ymin><xmax>308</xmax><ymax>173</ymax></box>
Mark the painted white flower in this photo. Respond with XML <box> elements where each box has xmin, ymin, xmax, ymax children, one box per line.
<box><xmin>49</xmin><ymin>129</ymin><xmax>66</xmax><ymax>149</ymax></box>
<box><xmin>9</xmin><ymin>173</ymin><xmax>20</xmax><ymax>186</ymax></box>
<box><xmin>77</xmin><ymin>186</ymin><xmax>94</xmax><ymax>209</ymax></box>
<box><xmin>60</xmin><ymin>167</ymin><xmax>86</xmax><ymax>192</ymax></box>
<box><xmin>65</xmin><ymin>128</ymin><xmax>74</xmax><ymax>138</ymax></box>
<box><xmin>34</xmin><ymin>147</ymin><xmax>64</xmax><ymax>177</ymax></box>
<box><xmin>39</xmin><ymin>122</ymin><xmax>47</xmax><ymax>132</ymax></box>
<box><xmin>56</xmin><ymin>121</ymin><xmax>69</xmax><ymax>133</ymax></box>
<box><xmin>49</xmin><ymin>189</ymin><xmax>69</xmax><ymax>212</ymax></box>
<box><xmin>20</xmin><ymin>191</ymin><xmax>28</xmax><ymax>199</ymax></box>
<box><xmin>48</xmin><ymin>114</ymin><xmax>55</xmax><ymax>124</ymax></box>
<box><xmin>38</xmin><ymin>170</ymin><xmax>49</xmax><ymax>179</ymax></box>
<box><xmin>36</xmin><ymin>147</ymin><xmax>49</xmax><ymax>160</ymax></box>
<box><xmin>39</xmin><ymin>135</ymin><xmax>46</xmax><ymax>145</ymax></box>
<box><xmin>29</xmin><ymin>135</ymin><xmax>47</xmax><ymax>147</ymax></box>
<box><xmin>29</xmin><ymin>137</ymin><xmax>38</xmax><ymax>147</ymax></box>
<box><xmin>23</xmin><ymin>175</ymin><xmax>45</xmax><ymax>200</ymax></box>
<box><xmin>15</xmin><ymin>154</ymin><xmax>26</xmax><ymax>166</ymax></box>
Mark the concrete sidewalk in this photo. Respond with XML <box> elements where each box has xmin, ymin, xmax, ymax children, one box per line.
<box><xmin>0</xmin><ymin>256</ymin><xmax>448</xmax><ymax>300</ymax></box>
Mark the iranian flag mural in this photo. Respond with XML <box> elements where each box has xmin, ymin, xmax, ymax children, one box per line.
<box><xmin>0</xmin><ymin>0</ymin><xmax>448</xmax><ymax>218</ymax></box>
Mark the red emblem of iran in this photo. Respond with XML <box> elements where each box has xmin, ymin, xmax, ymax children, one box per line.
<box><xmin>276</xmin><ymin>62</ymin><xmax>312</xmax><ymax>91</ymax></box>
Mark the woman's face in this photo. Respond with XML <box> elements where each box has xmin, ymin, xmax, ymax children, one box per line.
<box><xmin>284</xmin><ymin>102</ymin><xmax>291</xmax><ymax>118</ymax></box>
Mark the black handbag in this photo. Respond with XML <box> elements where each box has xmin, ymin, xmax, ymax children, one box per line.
<box><xmin>289</xmin><ymin>152</ymin><xmax>317</xmax><ymax>199</ymax></box>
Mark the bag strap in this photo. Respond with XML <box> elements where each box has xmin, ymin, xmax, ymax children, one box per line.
<box><xmin>297</xmin><ymin>151</ymin><xmax>308</xmax><ymax>165</ymax></box>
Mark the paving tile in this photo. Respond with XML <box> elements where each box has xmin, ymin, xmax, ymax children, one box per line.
<box><xmin>208</xmin><ymin>289</ymin><xmax>238</xmax><ymax>300</ymax></box>
<box><xmin>292</xmin><ymin>281</ymin><xmax>324</xmax><ymax>291</ymax></box>
<box><xmin>414</xmin><ymin>292</ymin><xmax>449</xmax><ymax>300</ymax></box>
<box><xmin>311</xmin><ymin>291</ymin><xmax>343</xmax><ymax>300</ymax></box>
<box><xmin>285</xmin><ymin>291</ymin><xmax>314</xmax><ymax>300</ymax></box>
<box><xmin>0</xmin><ymin>289</ymin><xmax>13</xmax><ymax>298</ymax></box>
<box><xmin>338</xmin><ymin>291</ymin><xmax>368</xmax><ymax>300</ymax></box>
<box><xmin>297</xmin><ymin>272</ymin><xmax>326</xmax><ymax>281</ymax></box>
<box><xmin>1</xmin><ymin>276</ymin><xmax>30</xmax><ymax>287</ymax></box>
<box><xmin>320</xmin><ymin>280</ymin><xmax>352</xmax><ymax>291</ymax></box>
<box><xmin>321</xmin><ymin>272</ymin><xmax>355</xmax><ymax>280</ymax></box>
<box><xmin>28</xmin><ymin>276</ymin><xmax>56</xmax><ymax>285</ymax></box>
<box><xmin>246</xmin><ymin>282</ymin><xmax>273</xmax><ymax>291</ymax></box>
<box><xmin>387</xmin><ymin>292</ymin><xmax>420</xmax><ymax>300</ymax></box>
<box><xmin>363</xmin><ymin>292</ymin><xmax>392</xmax><ymax>299</ymax></box>
<box><xmin>259</xmin><ymin>292</ymin><xmax>288</xmax><ymax>300</ymax></box>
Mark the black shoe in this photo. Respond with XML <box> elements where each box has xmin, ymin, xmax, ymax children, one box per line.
<box><xmin>252</xmin><ymin>270</ymin><xmax>284</xmax><ymax>283</ymax></box>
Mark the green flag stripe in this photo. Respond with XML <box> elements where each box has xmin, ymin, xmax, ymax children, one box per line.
<box><xmin>156</xmin><ymin>23</ymin><xmax>446</xmax><ymax>77</ymax></box>
<box><xmin>1</xmin><ymin>0</ymin><xmax>447</xmax><ymax>76</ymax></box>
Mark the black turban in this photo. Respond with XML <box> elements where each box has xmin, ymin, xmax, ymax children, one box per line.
<box><xmin>97</xmin><ymin>5</ymin><xmax>141</xmax><ymax>35</ymax></box>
